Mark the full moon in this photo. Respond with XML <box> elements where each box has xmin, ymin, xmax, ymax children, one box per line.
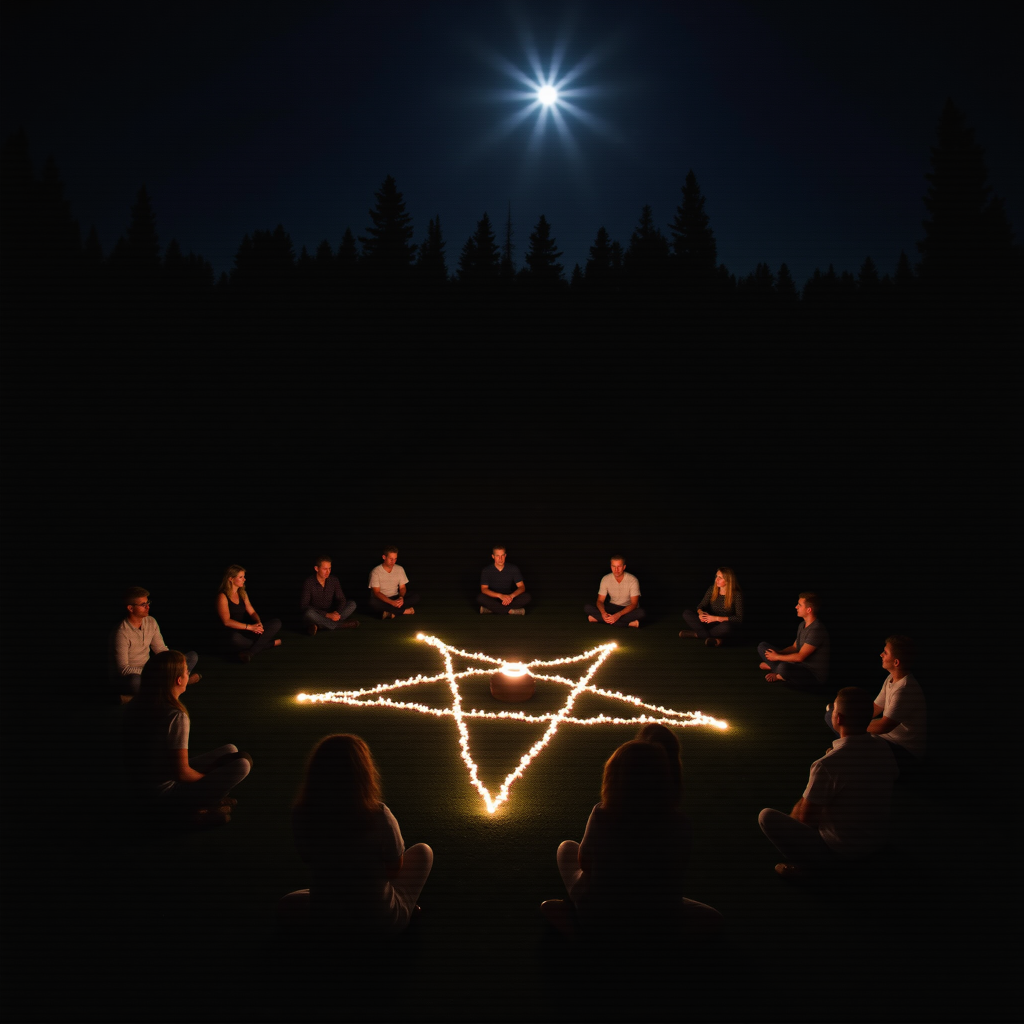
<box><xmin>537</xmin><ymin>85</ymin><xmax>558</xmax><ymax>106</ymax></box>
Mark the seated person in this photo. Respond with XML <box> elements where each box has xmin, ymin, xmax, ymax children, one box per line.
<box><xmin>679</xmin><ymin>567</ymin><xmax>743</xmax><ymax>646</ymax></box>
<box><xmin>757</xmin><ymin>592</ymin><xmax>829</xmax><ymax>684</ymax></box>
<box><xmin>216</xmin><ymin>564</ymin><xmax>282</xmax><ymax>663</ymax></box>
<box><xmin>824</xmin><ymin>635</ymin><xmax>926</xmax><ymax>775</ymax></box>
<box><xmin>301</xmin><ymin>556</ymin><xmax>358</xmax><ymax>635</ymax></box>
<box><xmin>758</xmin><ymin>686</ymin><xmax>898</xmax><ymax>878</ymax></box>
<box><xmin>368</xmin><ymin>546</ymin><xmax>419</xmax><ymax>619</ymax></box>
<box><xmin>279</xmin><ymin>734</ymin><xmax>433</xmax><ymax>937</ymax></box>
<box><xmin>541</xmin><ymin>740</ymin><xmax>720</xmax><ymax>938</ymax></box>
<box><xmin>585</xmin><ymin>556</ymin><xmax>645</xmax><ymax>628</ymax></box>
<box><xmin>476</xmin><ymin>545</ymin><xmax>531</xmax><ymax>616</ymax></box>
<box><xmin>123</xmin><ymin>650</ymin><xmax>251</xmax><ymax>827</ymax></box>
<box><xmin>111</xmin><ymin>586</ymin><xmax>199</xmax><ymax>697</ymax></box>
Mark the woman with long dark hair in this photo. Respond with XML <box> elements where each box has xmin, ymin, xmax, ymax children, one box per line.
<box><xmin>281</xmin><ymin>734</ymin><xmax>433</xmax><ymax>936</ymax></box>
<box><xmin>542</xmin><ymin>738</ymin><xmax>719</xmax><ymax>936</ymax></box>
<box><xmin>216</xmin><ymin>564</ymin><xmax>282</xmax><ymax>662</ymax></box>
<box><xmin>122</xmin><ymin>649</ymin><xmax>251</xmax><ymax>826</ymax></box>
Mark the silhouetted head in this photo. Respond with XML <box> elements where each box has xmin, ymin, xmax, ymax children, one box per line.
<box><xmin>295</xmin><ymin>734</ymin><xmax>382</xmax><ymax>817</ymax></box>
<box><xmin>833</xmin><ymin>687</ymin><xmax>874</xmax><ymax>732</ymax></box>
<box><xmin>137</xmin><ymin>649</ymin><xmax>188</xmax><ymax>715</ymax></box>
<box><xmin>600</xmin><ymin>740</ymin><xmax>673</xmax><ymax>815</ymax></box>
<box><xmin>636</xmin><ymin>723</ymin><xmax>682</xmax><ymax>805</ymax></box>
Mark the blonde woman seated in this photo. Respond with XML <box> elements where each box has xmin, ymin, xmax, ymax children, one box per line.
<box><xmin>122</xmin><ymin>650</ymin><xmax>252</xmax><ymax>826</ymax></box>
<box><xmin>216</xmin><ymin>564</ymin><xmax>282</xmax><ymax>662</ymax></box>
<box><xmin>679</xmin><ymin>567</ymin><xmax>744</xmax><ymax>647</ymax></box>
<box><xmin>542</xmin><ymin>740</ymin><xmax>720</xmax><ymax>938</ymax></box>
<box><xmin>279</xmin><ymin>734</ymin><xmax>433</xmax><ymax>938</ymax></box>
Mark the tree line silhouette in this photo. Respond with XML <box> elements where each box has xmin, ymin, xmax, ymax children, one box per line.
<box><xmin>2</xmin><ymin>100</ymin><xmax>1019</xmax><ymax>338</ymax></box>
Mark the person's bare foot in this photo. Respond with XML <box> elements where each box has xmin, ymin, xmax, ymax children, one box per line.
<box><xmin>588</xmin><ymin>615</ymin><xmax>598</xmax><ymax>623</ymax></box>
<box><xmin>679</xmin><ymin>630</ymin><xmax>699</xmax><ymax>639</ymax></box>
<box><xmin>628</xmin><ymin>619</ymin><xmax>639</xmax><ymax>627</ymax></box>
<box><xmin>765</xmin><ymin>672</ymin><xmax>784</xmax><ymax>682</ymax></box>
<box><xmin>759</xmin><ymin>662</ymin><xmax>772</xmax><ymax>671</ymax></box>
<box><xmin>403</xmin><ymin>607</ymin><xmax>415</xmax><ymax>615</ymax></box>
<box><xmin>273</xmin><ymin>639</ymin><xmax>282</xmax><ymax>647</ymax></box>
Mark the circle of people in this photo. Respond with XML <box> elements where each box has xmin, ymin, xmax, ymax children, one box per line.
<box><xmin>116</xmin><ymin>545</ymin><xmax>927</xmax><ymax>937</ymax></box>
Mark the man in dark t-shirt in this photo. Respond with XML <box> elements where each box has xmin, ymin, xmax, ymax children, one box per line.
<box><xmin>757</xmin><ymin>592</ymin><xmax>830</xmax><ymax>684</ymax></box>
<box><xmin>477</xmin><ymin>546</ymin><xmax>531</xmax><ymax>615</ymax></box>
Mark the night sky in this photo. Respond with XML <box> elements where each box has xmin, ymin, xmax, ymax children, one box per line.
<box><xmin>2</xmin><ymin>0</ymin><xmax>1020</xmax><ymax>288</ymax></box>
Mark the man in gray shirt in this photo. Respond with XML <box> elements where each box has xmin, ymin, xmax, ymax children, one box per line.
<box><xmin>757</xmin><ymin>592</ymin><xmax>829</xmax><ymax>685</ymax></box>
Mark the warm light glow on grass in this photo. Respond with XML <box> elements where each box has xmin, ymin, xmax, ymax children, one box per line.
<box><xmin>298</xmin><ymin>635</ymin><xmax>727</xmax><ymax>814</ymax></box>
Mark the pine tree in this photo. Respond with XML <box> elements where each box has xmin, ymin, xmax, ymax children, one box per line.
<box><xmin>585</xmin><ymin>226</ymin><xmax>613</xmax><ymax>286</ymax></box>
<box><xmin>359</xmin><ymin>175</ymin><xmax>416</xmax><ymax>277</ymax></box>
<box><xmin>416</xmin><ymin>216</ymin><xmax>448</xmax><ymax>286</ymax></box>
<box><xmin>776</xmin><ymin>263</ymin><xmax>798</xmax><ymax>303</ymax></box>
<box><xmin>500</xmin><ymin>203</ymin><xmax>516</xmax><ymax>280</ymax></box>
<box><xmin>919</xmin><ymin>100</ymin><xmax>1014</xmax><ymax>281</ymax></box>
<box><xmin>669</xmin><ymin>170</ymin><xmax>717</xmax><ymax>283</ymax></box>
<box><xmin>124</xmin><ymin>185</ymin><xmax>160</xmax><ymax>269</ymax></box>
<box><xmin>337</xmin><ymin>228</ymin><xmax>359</xmax><ymax>282</ymax></box>
<box><xmin>523</xmin><ymin>214</ymin><xmax>563</xmax><ymax>284</ymax></box>
<box><xmin>458</xmin><ymin>212</ymin><xmax>500</xmax><ymax>284</ymax></box>
<box><xmin>624</xmin><ymin>206</ymin><xmax>670</xmax><ymax>283</ymax></box>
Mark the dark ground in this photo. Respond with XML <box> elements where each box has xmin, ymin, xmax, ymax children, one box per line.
<box><xmin>0</xmin><ymin>341</ymin><xmax>1015</xmax><ymax>1021</ymax></box>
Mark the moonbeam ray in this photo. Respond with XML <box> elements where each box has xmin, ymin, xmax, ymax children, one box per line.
<box><xmin>298</xmin><ymin>634</ymin><xmax>727</xmax><ymax>814</ymax></box>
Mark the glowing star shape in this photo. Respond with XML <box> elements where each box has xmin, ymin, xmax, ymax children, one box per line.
<box><xmin>298</xmin><ymin>635</ymin><xmax>727</xmax><ymax>814</ymax></box>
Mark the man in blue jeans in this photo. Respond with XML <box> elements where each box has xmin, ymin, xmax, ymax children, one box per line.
<box><xmin>300</xmin><ymin>557</ymin><xmax>358</xmax><ymax>635</ymax></box>
<box><xmin>757</xmin><ymin>592</ymin><xmax>829</xmax><ymax>685</ymax></box>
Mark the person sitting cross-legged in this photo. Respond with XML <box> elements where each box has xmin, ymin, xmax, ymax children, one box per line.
<box><xmin>757</xmin><ymin>592</ymin><xmax>829</xmax><ymax>685</ymax></box>
<box><xmin>476</xmin><ymin>545</ymin><xmax>531</xmax><ymax>616</ymax></box>
<box><xmin>584</xmin><ymin>555</ymin><xmax>645</xmax><ymax>628</ymax></box>
<box><xmin>758</xmin><ymin>686</ymin><xmax>898</xmax><ymax>878</ymax></box>
<box><xmin>216</xmin><ymin>564</ymin><xmax>282</xmax><ymax>663</ymax></box>
<box><xmin>679</xmin><ymin>567</ymin><xmax>743</xmax><ymax>647</ymax></box>
<box><xmin>123</xmin><ymin>650</ymin><xmax>252</xmax><ymax>828</ymax></box>
<box><xmin>278</xmin><ymin>734</ymin><xmax>433</xmax><ymax>938</ymax></box>
<box><xmin>111</xmin><ymin>586</ymin><xmax>200</xmax><ymax>697</ymax></box>
<box><xmin>824</xmin><ymin>635</ymin><xmax>926</xmax><ymax>778</ymax></box>
<box><xmin>368</xmin><ymin>546</ymin><xmax>420</xmax><ymax>620</ymax></box>
<box><xmin>301</xmin><ymin>556</ymin><xmax>358</xmax><ymax>635</ymax></box>
<box><xmin>541</xmin><ymin>739</ymin><xmax>721</xmax><ymax>941</ymax></box>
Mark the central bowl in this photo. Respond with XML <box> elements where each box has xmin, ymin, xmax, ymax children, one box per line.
<box><xmin>489</xmin><ymin>662</ymin><xmax>535</xmax><ymax>702</ymax></box>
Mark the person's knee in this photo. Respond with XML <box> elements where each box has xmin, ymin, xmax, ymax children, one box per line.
<box><xmin>758</xmin><ymin>808</ymin><xmax>777</xmax><ymax>832</ymax></box>
<box><xmin>557</xmin><ymin>840</ymin><xmax>580</xmax><ymax>860</ymax></box>
<box><xmin>407</xmin><ymin>842</ymin><xmax>434</xmax><ymax>870</ymax></box>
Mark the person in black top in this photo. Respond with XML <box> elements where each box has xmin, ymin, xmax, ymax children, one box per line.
<box><xmin>476</xmin><ymin>545</ymin><xmax>531</xmax><ymax>615</ymax></box>
<box><xmin>679</xmin><ymin>567</ymin><xmax>744</xmax><ymax>646</ymax></box>
<box><xmin>216</xmin><ymin>564</ymin><xmax>282</xmax><ymax>662</ymax></box>
<box><xmin>300</xmin><ymin>557</ymin><xmax>359</xmax><ymax>635</ymax></box>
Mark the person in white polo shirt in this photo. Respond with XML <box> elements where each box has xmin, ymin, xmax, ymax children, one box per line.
<box><xmin>584</xmin><ymin>556</ymin><xmax>646</xmax><ymax>628</ymax></box>
<box><xmin>368</xmin><ymin>546</ymin><xmax>420</xmax><ymax>620</ymax></box>
<box><xmin>758</xmin><ymin>686</ymin><xmax>898</xmax><ymax>878</ymax></box>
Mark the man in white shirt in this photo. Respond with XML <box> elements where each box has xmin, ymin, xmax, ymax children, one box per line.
<box><xmin>824</xmin><ymin>635</ymin><xmax>926</xmax><ymax>773</ymax></box>
<box><xmin>584</xmin><ymin>556</ymin><xmax>645</xmax><ymax>628</ymax></box>
<box><xmin>110</xmin><ymin>587</ymin><xmax>199</xmax><ymax>696</ymax></box>
<box><xmin>758</xmin><ymin>686</ymin><xmax>898</xmax><ymax>878</ymax></box>
<box><xmin>368</xmin><ymin>546</ymin><xmax>419</xmax><ymax>619</ymax></box>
